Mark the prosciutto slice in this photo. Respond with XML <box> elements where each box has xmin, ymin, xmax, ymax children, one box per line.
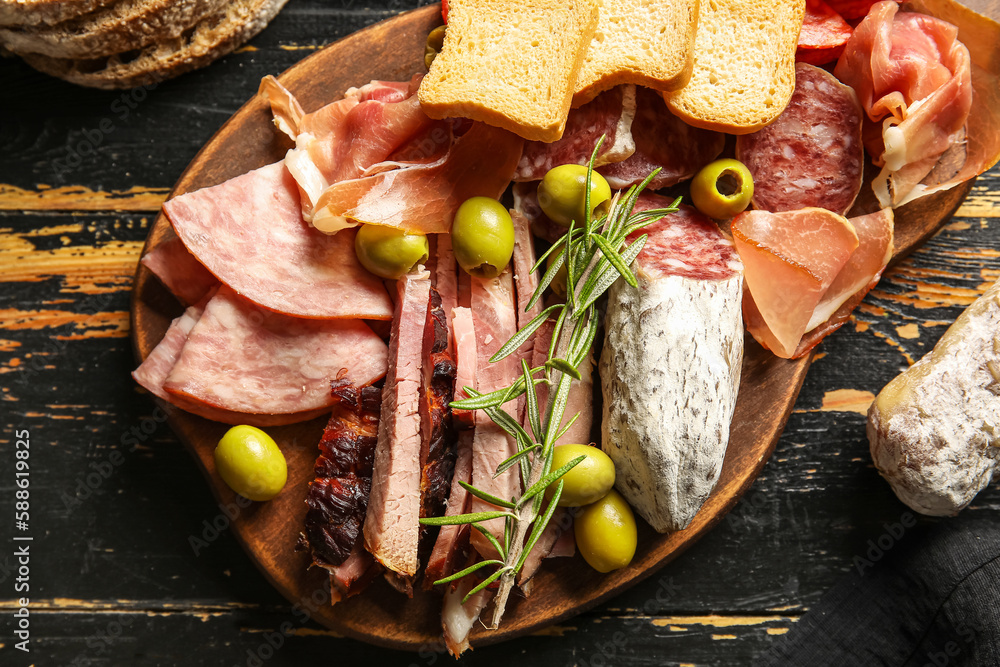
<box><xmin>162</xmin><ymin>162</ymin><xmax>393</xmax><ymax>320</ymax></box>
<box><xmin>598</xmin><ymin>87</ymin><xmax>725</xmax><ymax>190</ymax></box>
<box><xmin>140</xmin><ymin>235</ymin><xmax>217</xmax><ymax>307</ymax></box>
<box><xmin>310</xmin><ymin>122</ymin><xmax>524</xmax><ymax>234</ymax></box>
<box><xmin>833</xmin><ymin>1</ymin><xmax>972</xmax><ymax>207</ymax></box>
<box><xmin>160</xmin><ymin>288</ymin><xmax>388</xmax><ymax>417</ymax></box>
<box><xmin>364</xmin><ymin>270</ymin><xmax>432</xmax><ymax>578</ymax></box>
<box><xmin>512</xmin><ymin>86</ymin><xmax>636</xmax><ymax>182</ymax></box>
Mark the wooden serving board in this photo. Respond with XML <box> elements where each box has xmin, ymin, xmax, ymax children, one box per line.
<box><xmin>129</xmin><ymin>4</ymin><xmax>974</xmax><ymax>651</ymax></box>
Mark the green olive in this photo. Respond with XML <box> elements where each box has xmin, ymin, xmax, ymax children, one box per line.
<box><xmin>451</xmin><ymin>196</ymin><xmax>514</xmax><ymax>279</ymax></box>
<box><xmin>537</xmin><ymin>164</ymin><xmax>612</xmax><ymax>227</ymax></box>
<box><xmin>546</xmin><ymin>444</ymin><xmax>616</xmax><ymax>507</ymax></box>
<box><xmin>574</xmin><ymin>489</ymin><xmax>638</xmax><ymax>573</ymax></box>
<box><xmin>424</xmin><ymin>25</ymin><xmax>447</xmax><ymax>70</ymax></box>
<box><xmin>355</xmin><ymin>224</ymin><xmax>429</xmax><ymax>280</ymax></box>
<box><xmin>214</xmin><ymin>425</ymin><xmax>287</xmax><ymax>501</ymax></box>
<box><xmin>690</xmin><ymin>158</ymin><xmax>754</xmax><ymax>219</ymax></box>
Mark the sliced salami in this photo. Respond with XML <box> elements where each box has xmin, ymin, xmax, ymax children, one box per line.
<box><xmin>796</xmin><ymin>0</ymin><xmax>853</xmax><ymax>66</ymax></box>
<box><xmin>161</xmin><ymin>287</ymin><xmax>388</xmax><ymax>417</ymax></box>
<box><xmin>736</xmin><ymin>63</ymin><xmax>864</xmax><ymax>216</ymax></box>
<box><xmin>598</xmin><ymin>87</ymin><xmax>725</xmax><ymax>190</ymax></box>
<box><xmin>162</xmin><ymin>162</ymin><xmax>393</xmax><ymax>320</ymax></box>
<box><xmin>513</xmin><ymin>85</ymin><xmax>636</xmax><ymax>182</ymax></box>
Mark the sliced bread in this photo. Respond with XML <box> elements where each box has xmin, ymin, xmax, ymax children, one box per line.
<box><xmin>0</xmin><ymin>0</ymin><xmax>117</xmax><ymax>27</ymax></box>
<box><xmin>665</xmin><ymin>0</ymin><xmax>805</xmax><ymax>134</ymax></box>
<box><xmin>572</xmin><ymin>0</ymin><xmax>700</xmax><ymax>107</ymax></box>
<box><xmin>20</xmin><ymin>0</ymin><xmax>287</xmax><ymax>89</ymax></box>
<box><xmin>0</xmin><ymin>0</ymin><xmax>229</xmax><ymax>59</ymax></box>
<box><xmin>418</xmin><ymin>0</ymin><xmax>600</xmax><ymax>143</ymax></box>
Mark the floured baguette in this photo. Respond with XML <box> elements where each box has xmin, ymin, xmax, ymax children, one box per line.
<box><xmin>665</xmin><ymin>0</ymin><xmax>805</xmax><ymax>134</ymax></box>
<box><xmin>573</xmin><ymin>0</ymin><xmax>699</xmax><ymax>107</ymax></box>
<box><xmin>418</xmin><ymin>0</ymin><xmax>599</xmax><ymax>143</ymax></box>
<box><xmin>0</xmin><ymin>0</ymin><xmax>116</xmax><ymax>27</ymax></box>
<box><xmin>0</xmin><ymin>0</ymin><xmax>228</xmax><ymax>59</ymax></box>
<box><xmin>20</xmin><ymin>0</ymin><xmax>286</xmax><ymax>89</ymax></box>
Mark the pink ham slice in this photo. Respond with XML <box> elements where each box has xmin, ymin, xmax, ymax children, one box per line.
<box><xmin>140</xmin><ymin>234</ymin><xmax>217</xmax><ymax>307</ymax></box>
<box><xmin>310</xmin><ymin>122</ymin><xmax>524</xmax><ymax>234</ymax></box>
<box><xmin>469</xmin><ymin>270</ymin><xmax>521</xmax><ymax>559</ymax></box>
<box><xmin>599</xmin><ymin>87</ymin><xmax>725</xmax><ymax>190</ymax></box>
<box><xmin>162</xmin><ymin>162</ymin><xmax>393</xmax><ymax>321</ymax></box>
<box><xmin>833</xmin><ymin>1</ymin><xmax>972</xmax><ymax>207</ymax></box>
<box><xmin>160</xmin><ymin>287</ymin><xmax>388</xmax><ymax>418</ymax></box>
<box><xmin>736</xmin><ymin>63</ymin><xmax>864</xmax><ymax>215</ymax></box>
<box><xmin>513</xmin><ymin>86</ymin><xmax>636</xmax><ymax>182</ymax></box>
<box><xmin>133</xmin><ymin>296</ymin><xmax>331</xmax><ymax>426</ymax></box>
<box><xmin>363</xmin><ymin>270</ymin><xmax>432</xmax><ymax>578</ymax></box>
<box><xmin>743</xmin><ymin>208</ymin><xmax>895</xmax><ymax>358</ymax></box>
<box><xmin>732</xmin><ymin>208</ymin><xmax>861</xmax><ymax>358</ymax></box>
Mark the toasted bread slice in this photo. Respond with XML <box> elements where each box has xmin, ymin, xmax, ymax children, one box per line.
<box><xmin>0</xmin><ymin>0</ymin><xmax>228</xmax><ymax>59</ymax></box>
<box><xmin>0</xmin><ymin>0</ymin><xmax>116</xmax><ymax>27</ymax></box>
<box><xmin>572</xmin><ymin>0</ymin><xmax>700</xmax><ymax>107</ymax></box>
<box><xmin>418</xmin><ymin>0</ymin><xmax>600</xmax><ymax>143</ymax></box>
<box><xmin>665</xmin><ymin>0</ymin><xmax>805</xmax><ymax>134</ymax></box>
<box><xmin>21</xmin><ymin>0</ymin><xmax>287</xmax><ymax>89</ymax></box>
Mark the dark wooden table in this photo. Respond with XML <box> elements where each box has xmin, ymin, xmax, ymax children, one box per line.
<box><xmin>2</xmin><ymin>2</ymin><xmax>1000</xmax><ymax>664</ymax></box>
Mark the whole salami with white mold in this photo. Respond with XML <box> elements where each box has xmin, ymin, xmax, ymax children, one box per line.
<box><xmin>601</xmin><ymin>198</ymin><xmax>744</xmax><ymax>533</ymax></box>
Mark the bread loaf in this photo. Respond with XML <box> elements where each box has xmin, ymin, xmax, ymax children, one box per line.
<box><xmin>0</xmin><ymin>0</ymin><xmax>116</xmax><ymax>27</ymax></box>
<box><xmin>868</xmin><ymin>278</ymin><xmax>1000</xmax><ymax>516</ymax></box>
<box><xmin>417</xmin><ymin>0</ymin><xmax>600</xmax><ymax>143</ymax></box>
<box><xmin>572</xmin><ymin>0</ymin><xmax>699</xmax><ymax>106</ymax></box>
<box><xmin>665</xmin><ymin>0</ymin><xmax>805</xmax><ymax>134</ymax></box>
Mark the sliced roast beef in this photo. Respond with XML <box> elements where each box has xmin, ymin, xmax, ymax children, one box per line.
<box><xmin>364</xmin><ymin>270</ymin><xmax>432</xmax><ymax>578</ymax></box>
<box><xmin>424</xmin><ymin>430</ymin><xmax>474</xmax><ymax>588</ymax></box>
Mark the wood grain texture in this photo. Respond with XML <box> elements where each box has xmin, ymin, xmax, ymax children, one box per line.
<box><xmin>127</xmin><ymin>3</ymin><xmax>976</xmax><ymax>652</ymax></box>
<box><xmin>2</xmin><ymin>0</ymin><xmax>1000</xmax><ymax>664</ymax></box>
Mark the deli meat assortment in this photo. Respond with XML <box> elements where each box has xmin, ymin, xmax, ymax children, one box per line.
<box><xmin>133</xmin><ymin>0</ymin><xmax>1000</xmax><ymax>654</ymax></box>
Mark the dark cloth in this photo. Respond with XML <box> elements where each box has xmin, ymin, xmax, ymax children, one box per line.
<box><xmin>759</xmin><ymin>515</ymin><xmax>1000</xmax><ymax>667</ymax></box>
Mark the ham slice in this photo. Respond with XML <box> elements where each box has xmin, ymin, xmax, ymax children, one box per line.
<box><xmin>513</xmin><ymin>85</ymin><xmax>636</xmax><ymax>182</ymax></box>
<box><xmin>160</xmin><ymin>288</ymin><xmax>388</xmax><ymax>418</ymax></box>
<box><xmin>364</xmin><ymin>270</ymin><xmax>432</xmax><ymax>578</ymax></box>
<box><xmin>310</xmin><ymin>122</ymin><xmax>524</xmax><ymax>234</ymax></box>
<box><xmin>598</xmin><ymin>87</ymin><xmax>725</xmax><ymax>190</ymax></box>
<box><xmin>469</xmin><ymin>270</ymin><xmax>521</xmax><ymax>559</ymax></box>
<box><xmin>162</xmin><ymin>162</ymin><xmax>393</xmax><ymax>321</ymax></box>
<box><xmin>732</xmin><ymin>208</ymin><xmax>862</xmax><ymax>358</ymax></box>
<box><xmin>743</xmin><ymin>208</ymin><xmax>895</xmax><ymax>358</ymax></box>
<box><xmin>834</xmin><ymin>1</ymin><xmax>973</xmax><ymax>207</ymax></box>
<box><xmin>140</xmin><ymin>235</ymin><xmax>217</xmax><ymax>306</ymax></box>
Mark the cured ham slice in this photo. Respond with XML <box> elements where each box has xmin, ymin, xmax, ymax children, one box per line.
<box><xmin>598</xmin><ymin>87</ymin><xmax>725</xmax><ymax>190</ymax></box>
<box><xmin>161</xmin><ymin>288</ymin><xmax>388</xmax><ymax>418</ymax></box>
<box><xmin>834</xmin><ymin>1</ymin><xmax>973</xmax><ymax>207</ymax></box>
<box><xmin>743</xmin><ymin>208</ymin><xmax>895</xmax><ymax>358</ymax></box>
<box><xmin>736</xmin><ymin>63</ymin><xmax>864</xmax><ymax>216</ymax></box>
<box><xmin>132</xmin><ymin>297</ymin><xmax>331</xmax><ymax>427</ymax></box>
<box><xmin>512</xmin><ymin>85</ymin><xmax>636</xmax><ymax>182</ymax></box>
<box><xmin>469</xmin><ymin>270</ymin><xmax>521</xmax><ymax>558</ymax></box>
<box><xmin>300</xmin><ymin>380</ymin><xmax>383</xmax><ymax>603</ymax></box>
<box><xmin>140</xmin><ymin>235</ymin><xmax>217</xmax><ymax>306</ymax></box>
<box><xmin>310</xmin><ymin>122</ymin><xmax>524</xmax><ymax>234</ymax></box>
<box><xmin>162</xmin><ymin>162</ymin><xmax>393</xmax><ymax>321</ymax></box>
<box><xmin>364</xmin><ymin>270</ymin><xmax>432</xmax><ymax>578</ymax></box>
<box><xmin>796</xmin><ymin>0</ymin><xmax>853</xmax><ymax>66</ymax></box>
<box><xmin>732</xmin><ymin>208</ymin><xmax>860</xmax><ymax>358</ymax></box>
<box><xmin>602</xmin><ymin>200</ymin><xmax>744</xmax><ymax>532</ymax></box>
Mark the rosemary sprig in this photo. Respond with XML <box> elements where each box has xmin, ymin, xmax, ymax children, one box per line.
<box><xmin>419</xmin><ymin>137</ymin><xmax>679</xmax><ymax>628</ymax></box>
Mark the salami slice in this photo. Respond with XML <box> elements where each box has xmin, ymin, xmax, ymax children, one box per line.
<box><xmin>598</xmin><ymin>87</ymin><xmax>725</xmax><ymax>190</ymax></box>
<box><xmin>162</xmin><ymin>288</ymin><xmax>388</xmax><ymax>417</ymax></box>
<box><xmin>162</xmin><ymin>162</ymin><xmax>394</xmax><ymax>320</ymax></box>
<box><xmin>796</xmin><ymin>0</ymin><xmax>853</xmax><ymax>66</ymax></box>
<box><xmin>736</xmin><ymin>63</ymin><xmax>864</xmax><ymax>216</ymax></box>
<box><xmin>513</xmin><ymin>85</ymin><xmax>636</xmax><ymax>182</ymax></box>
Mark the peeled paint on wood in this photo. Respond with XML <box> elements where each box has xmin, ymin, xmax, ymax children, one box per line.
<box><xmin>868</xmin><ymin>277</ymin><xmax>1000</xmax><ymax>516</ymax></box>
